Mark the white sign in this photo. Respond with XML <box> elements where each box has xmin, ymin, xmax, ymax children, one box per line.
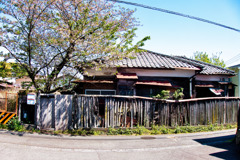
<box><xmin>27</xmin><ymin>93</ymin><xmax>36</xmax><ymax>105</ymax></box>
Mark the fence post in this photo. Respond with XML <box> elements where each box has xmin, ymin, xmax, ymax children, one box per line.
<box><xmin>18</xmin><ymin>94</ymin><xmax>21</xmax><ymax>121</ymax></box>
<box><xmin>35</xmin><ymin>92</ymin><xmax>41</xmax><ymax>128</ymax></box>
<box><xmin>131</xmin><ymin>99</ymin><xmax>133</xmax><ymax>128</ymax></box>
<box><xmin>4</xmin><ymin>92</ymin><xmax>7</xmax><ymax>111</ymax></box>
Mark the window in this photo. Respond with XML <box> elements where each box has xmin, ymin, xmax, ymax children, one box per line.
<box><xmin>85</xmin><ymin>89</ymin><xmax>116</xmax><ymax>95</ymax></box>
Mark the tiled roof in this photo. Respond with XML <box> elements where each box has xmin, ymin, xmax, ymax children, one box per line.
<box><xmin>111</xmin><ymin>49</ymin><xmax>235</xmax><ymax>76</ymax></box>
<box><xmin>176</xmin><ymin>56</ymin><xmax>235</xmax><ymax>75</ymax></box>
<box><xmin>113</xmin><ymin>50</ymin><xmax>200</xmax><ymax>70</ymax></box>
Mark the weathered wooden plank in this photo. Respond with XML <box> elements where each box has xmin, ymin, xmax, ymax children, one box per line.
<box><xmin>177</xmin><ymin>102</ymin><xmax>180</xmax><ymax>125</ymax></box>
<box><xmin>198</xmin><ymin>101</ymin><xmax>204</xmax><ymax>125</ymax></box>
<box><xmin>119</xmin><ymin>100</ymin><xmax>123</xmax><ymax>127</ymax></box>
<box><xmin>133</xmin><ymin>99</ymin><xmax>137</xmax><ymax>125</ymax></box>
<box><xmin>234</xmin><ymin>100</ymin><xmax>239</xmax><ymax>122</ymax></box>
<box><xmin>83</xmin><ymin>97</ymin><xmax>86</xmax><ymax>128</ymax></box>
<box><xmin>218</xmin><ymin>99</ymin><xmax>222</xmax><ymax>124</ymax></box>
<box><xmin>152</xmin><ymin>101</ymin><xmax>155</xmax><ymax>125</ymax></box>
<box><xmin>226</xmin><ymin>100</ymin><xmax>231</xmax><ymax>123</ymax></box>
<box><xmin>107</xmin><ymin>98</ymin><xmax>110</xmax><ymax>128</ymax></box>
<box><xmin>35</xmin><ymin>95</ymin><xmax>240</xmax><ymax>130</ymax></box>
<box><xmin>130</xmin><ymin>100</ymin><xmax>133</xmax><ymax>128</ymax></box>
<box><xmin>183</xmin><ymin>102</ymin><xmax>188</xmax><ymax>125</ymax></box>
<box><xmin>138</xmin><ymin>100</ymin><xmax>141</xmax><ymax>126</ymax></box>
<box><xmin>112</xmin><ymin>98</ymin><xmax>115</xmax><ymax>127</ymax></box>
<box><xmin>140</xmin><ymin>100</ymin><xmax>143</xmax><ymax>126</ymax></box>
<box><xmin>115</xmin><ymin>99</ymin><xmax>119</xmax><ymax>127</ymax></box>
<box><xmin>157</xmin><ymin>102</ymin><xmax>161</xmax><ymax>125</ymax></box>
<box><xmin>124</xmin><ymin>100</ymin><xmax>127</xmax><ymax>127</ymax></box>
<box><xmin>186</xmin><ymin>101</ymin><xmax>190</xmax><ymax>125</ymax></box>
<box><xmin>88</xmin><ymin>97</ymin><xmax>91</xmax><ymax>128</ymax></box>
<box><xmin>145</xmin><ymin>100</ymin><xmax>148</xmax><ymax>127</ymax></box>
<box><xmin>93</xmin><ymin>97</ymin><xmax>97</xmax><ymax>128</ymax></box>
<box><xmin>191</xmin><ymin>102</ymin><xmax>196</xmax><ymax>125</ymax></box>
<box><xmin>109</xmin><ymin>98</ymin><xmax>113</xmax><ymax>127</ymax></box>
<box><xmin>137</xmin><ymin>99</ymin><xmax>140</xmax><ymax>126</ymax></box>
<box><xmin>104</xmin><ymin>98</ymin><xmax>108</xmax><ymax>128</ymax></box>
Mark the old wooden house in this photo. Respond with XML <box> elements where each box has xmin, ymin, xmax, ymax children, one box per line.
<box><xmin>73</xmin><ymin>50</ymin><xmax>235</xmax><ymax>98</ymax></box>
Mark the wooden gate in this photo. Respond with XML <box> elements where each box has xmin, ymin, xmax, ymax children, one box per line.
<box><xmin>39</xmin><ymin>95</ymin><xmax>55</xmax><ymax>129</ymax></box>
<box><xmin>0</xmin><ymin>92</ymin><xmax>18</xmax><ymax>124</ymax></box>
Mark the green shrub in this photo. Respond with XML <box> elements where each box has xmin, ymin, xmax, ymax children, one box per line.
<box><xmin>107</xmin><ymin>127</ymin><xmax>118</xmax><ymax>135</ymax></box>
<box><xmin>159</xmin><ymin>126</ymin><xmax>170</xmax><ymax>134</ymax></box>
<box><xmin>78</xmin><ymin>129</ymin><xmax>87</xmax><ymax>136</ymax></box>
<box><xmin>150</xmin><ymin>125</ymin><xmax>161</xmax><ymax>135</ymax></box>
<box><xmin>172</xmin><ymin>88</ymin><xmax>184</xmax><ymax>100</ymax></box>
<box><xmin>0</xmin><ymin>123</ymin><xmax>7</xmax><ymax>129</ymax></box>
<box><xmin>174</xmin><ymin>126</ymin><xmax>183</xmax><ymax>134</ymax></box>
<box><xmin>7</xmin><ymin>117</ymin><xmax>24</xmax><ymax>131</ymax></box>
<box><xmin>134</xmin><ymin>125</ymin><xmax>150</xmax><ymax>135</ymax></box>
<box><xmin>92</xmin><ymin>130</ymin><xmax>104</xmax><ymax>136</ymax></box>
<box><xmin>154</xmin><ymin>90</ymin><xmax>170</xmax><ymax>99</ymax></box>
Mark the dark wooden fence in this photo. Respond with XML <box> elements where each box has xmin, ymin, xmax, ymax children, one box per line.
<box><xmin>33</xmin><ymin>94</ymin><xmax>240</xmax><ymax>130</ymax></box>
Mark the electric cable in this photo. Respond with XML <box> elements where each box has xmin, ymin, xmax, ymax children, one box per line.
<box><xmin>109</xmin><ymin>0</ymin><xmax>240</xmax><ymax>33</ymax></box>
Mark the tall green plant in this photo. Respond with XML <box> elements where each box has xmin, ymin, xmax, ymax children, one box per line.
<box><xmin>173</xmin><ymin>88</ymin><xmax>184</xmax><ymax>100</ymax></box>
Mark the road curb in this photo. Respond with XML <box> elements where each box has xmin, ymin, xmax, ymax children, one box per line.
<box><xmin>0</xmin><ymin>128</ymin><xmax>236</xmax><ymax>140</ymax></box>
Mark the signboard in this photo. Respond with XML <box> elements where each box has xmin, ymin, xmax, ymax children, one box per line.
<box><xmin>27</xmin><ymin>93</ymin><xmax>36</xmax><ymax>105</ymax></box>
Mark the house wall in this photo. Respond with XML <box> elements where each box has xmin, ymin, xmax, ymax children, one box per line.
<box><xmin>83</xmin><ymin>83</ymin><xmax>116</xmax><ymax>90</ymax></box>
<box><xmin>81</xmin><ymin>68</ymin><xmax>234</xmax><ymax>98</ymax></box>
<box><xmin>230</xmin><ymin>69</ymin><xmax>240</xmax><ymax>97</ymax></box>
<box><xmin>82</xmin><ymin>68</ymin><xmax>194</xmax><ymax>98</ymax></box>
<box><xmin>119</xmin><ymin>68</ymin><xmax>196</xmax><ymax>78</ymax></box>
<box><xmin>74</xmin><ymin>83</ymin><xmax>116</xmax><ymax>94</ymax></box>
<box><xmin>196</xmin><ymin>75</ymin><xmax>229</xmax><ymax>81</ymax></box>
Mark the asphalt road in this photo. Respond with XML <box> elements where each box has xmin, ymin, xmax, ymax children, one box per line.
<box><xmin>0</xmin><ymin>129</ymin><xmax>239</xmax><ymax>160</ymax></box>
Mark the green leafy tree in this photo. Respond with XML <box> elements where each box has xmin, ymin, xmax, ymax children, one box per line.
<box><xmin>0</xmin><ymin>61</ymin><xmax>28</xmax><ymax>78</ymax></box>
<box><xmin>0</xmin><ymin>61</ymin><xmax>11</xmax><ymax>78</ymax></box>
<box><xmin>0</xmin><ymin>0</ymin><xmax>149</xmax><ymax>93</ymax></box>
<box><xmin>193</xmin><ymin>52</ymin><xmax>226</xmax><ymax>68</ymax></box>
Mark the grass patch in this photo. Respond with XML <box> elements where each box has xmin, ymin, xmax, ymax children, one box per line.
<box><xmin>0</xmin><ymin>121</ymin><xmax>237</xmax><ymax>136</ymax></box>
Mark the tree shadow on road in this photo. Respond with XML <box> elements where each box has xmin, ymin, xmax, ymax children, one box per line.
<box><xmin>194</xmin><ymin>134</ymin><xmax>240</xmax><ymax>160</ymax></box>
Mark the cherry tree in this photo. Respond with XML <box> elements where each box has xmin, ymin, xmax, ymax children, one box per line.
<box><xmin>0</xmin><ymin>0</ymin><xmax>149</xmax><ymax>93</ymax></box>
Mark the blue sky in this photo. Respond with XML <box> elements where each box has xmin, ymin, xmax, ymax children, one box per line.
<box><xmin>119</xmin><ymin>0</ymin><xmax>240</xmax><ymax>65</ymax></box>
<box><xmin>1</xmin><ymin>0</ymin><xmax>240</xmax><ymax>65</ymax></box>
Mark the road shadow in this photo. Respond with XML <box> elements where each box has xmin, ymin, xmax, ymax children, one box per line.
<box><xmin>0</xmin><ymin>129</ymin><xmax>26</xmax><ymax>136</ymax></box>
<box><xmin>194</xmin><ymin>134</ymin><xmax>240</xmax><ymax>160</ymax></box>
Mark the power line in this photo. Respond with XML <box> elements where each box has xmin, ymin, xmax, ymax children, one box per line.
<box><xmin>109</xmin><ymin>0</ymin><xmax>240</xmax><ymax>33</ymax></box>
<box><xmin>225</xmin><ymin>53</ymin><xmax>240</xmax><ymax>65</ymax></box>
